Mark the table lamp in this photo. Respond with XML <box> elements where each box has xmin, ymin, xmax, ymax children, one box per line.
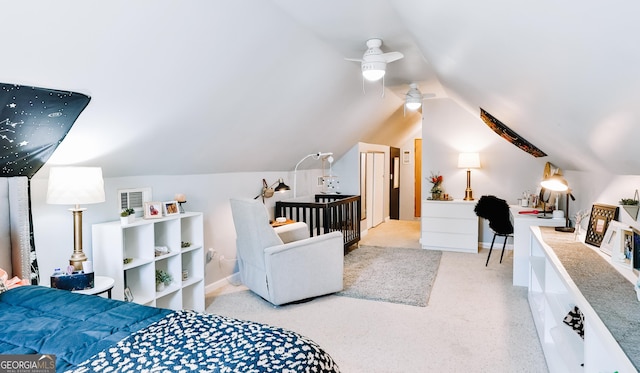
<box><xmin>47</xmin><ymin>167</ymin><xmax>105</xmax><ymax>270</ymax></box>
<box><xmin>540</xmin><ymin>172</ymin><xmax>575</xmax><ymax>232</ymax></box>
<box><xmin>458</xmin><ymin>152</ymin><xmax>481</xmax><ymax>201</ymax></box>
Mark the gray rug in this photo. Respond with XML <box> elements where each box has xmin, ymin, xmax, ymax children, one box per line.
<box><xmin>336</xmin><ymin>245</ymin><xmax>442</xmax><ymax>307</ymax></box>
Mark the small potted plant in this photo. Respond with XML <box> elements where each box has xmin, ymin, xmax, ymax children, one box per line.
<box><xmin>155</xmin><ymin>269</ymin><xmax>172</xmax><ymax>292</ymax></box>
<box><xmin>120</xmin><ymin>208</ymin><xmax>135</xmax><ymax>225</ymax></box>
<box><xmin>619</xmin><ymin>191</ymin><xmax>639</xmax><ymax>220</ymax></box>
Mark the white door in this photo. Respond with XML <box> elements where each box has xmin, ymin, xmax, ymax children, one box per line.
<box><xmin>372</xmin><ymin>152</ymin><xmax>385</xmax><ymax>227</ymax></box>
<box><xmin>365</xmin><ymin>153</ymin><xmax>374</xmax><ymax>229</ymax></box>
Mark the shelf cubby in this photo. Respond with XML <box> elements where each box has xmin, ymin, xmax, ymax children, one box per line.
<box><xmin>93</xmin><ymin>212</ymin><xmax>204</xmax><ymax>311</ymax></box>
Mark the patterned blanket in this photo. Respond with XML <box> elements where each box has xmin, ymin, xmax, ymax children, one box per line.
<box><xmin>69</xmin><ymin>310</ymin><xmax>340</xmax><ymax>373</ymax></box>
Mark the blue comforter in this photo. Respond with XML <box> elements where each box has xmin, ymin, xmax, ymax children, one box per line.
<box><xmin>0</xmin><ymin>286</ymin><xmax>170</xmax><ymax>371</ymax></box>
<box><xmin>0</xmin><ymin>286</ymin><xmax>340</xmax><ymax>372</ymax></box>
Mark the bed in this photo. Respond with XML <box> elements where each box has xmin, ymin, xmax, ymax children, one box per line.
<box><xmin>0</xmin><ymin>286</ymin><xmax>340</xmax><ymax>372</ymax></box>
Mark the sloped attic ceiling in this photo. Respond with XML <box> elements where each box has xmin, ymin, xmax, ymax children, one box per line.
<box><xmin>3</xmin><ymin>1</ymin><xmax>640</xmax><ymax>177</ymax></box>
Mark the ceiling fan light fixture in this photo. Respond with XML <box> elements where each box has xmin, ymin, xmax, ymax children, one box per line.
<box><xmin>405</xmin><ymin>83</ymin><xmax>423</xmax><ymax>110</ymax></box>
<box><xmin>405</xmin><ymin>100</ymin><xmax>422</xmax><ymax>111</ymax></box>
<box><xmin>362</xmin><ymin>61</ymin><xmax>386</xmax><ymax>81</ymax></box>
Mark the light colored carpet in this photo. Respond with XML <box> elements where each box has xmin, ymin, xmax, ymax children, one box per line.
<box><xmin>205</xmin><ymin>220</ymin><xmax>548</xmax><ymax>373</ymax></box>
<box><xmin>337</xmin><ymin>245</ymin><xmax>441</xmax><ymax>307</ymax></box>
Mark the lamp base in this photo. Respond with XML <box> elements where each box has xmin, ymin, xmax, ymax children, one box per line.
<box><xmin>70</xmin><ymin>251</ymin><xmax>87</xmax><ymax>271</ymax></box>
<box><xmin>555</xmin><ymin>226</ymin><xmax>576</xmax><ymax>233</ymax></box>
<box><xmin>463</xmin><ymin>188</ymin><xmax>474</xmax><ymax>201</ymax></box>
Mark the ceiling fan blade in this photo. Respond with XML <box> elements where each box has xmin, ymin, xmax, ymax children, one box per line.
<box><xmin>381</xmin><ymin>51</ymin><xmax>404</xmax><ymax>63</ymax></box>
<box><xmin>344</xmin><ymin>57</ymin><xmax>363</xmax><ymax>62</ymax></box>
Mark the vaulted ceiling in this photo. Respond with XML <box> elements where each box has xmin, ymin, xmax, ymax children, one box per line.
<box><xmin>3</xmin><ymin>1</ymin><xmax>639</xmax><ymax>177</ymax></box>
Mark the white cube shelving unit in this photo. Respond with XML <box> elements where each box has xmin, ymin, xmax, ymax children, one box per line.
<box><xmin>92</xmin><ymin>211</ymin><xmax>204</xmax><ymax>311</ymax></box>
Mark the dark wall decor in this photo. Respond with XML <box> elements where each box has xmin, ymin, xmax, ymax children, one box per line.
<box><xmin>479</xmin><ymin>108</ymin><xmax>547</xmax><ymax>158</ymax></box>
<box><xmin>0</xmin><ymin>83</ymin><xmax>91</xmax><ymax>178</ymax></box>
<box><xmin>0</xmin><ymin>83</ymin><xmax>90</xmax><ymax>285</ymax></box>
<box><xmin>585</xmin><ymin>203</ymin><xmax>619</xmax><ymax>247</ymax></box>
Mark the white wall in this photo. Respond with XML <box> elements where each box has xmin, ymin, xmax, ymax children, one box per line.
<box><xmin>30</xmin><ymin>168</ymin><xmax>324</xmax><ymax>287</ymax></box>
<box><xmin>422</xmin><ymin>98</ymin><xmax>554</xmax><ymax>243</ymax></box>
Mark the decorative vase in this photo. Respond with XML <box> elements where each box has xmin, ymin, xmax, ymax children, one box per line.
<box><xmin>156</xmin><ymin>282</ymin><xmax>165</xmax><ymax>292</ymax></box>
<box><xmin>622</xmin><ymin>205</ymin><xmax>639</xmax><ymax>220</ymax></box>
<box><xmin>431</xmin><ymin>192</ymin><xmax>441</xmax><ymax>200</ymax></box>
<box><xmin>121</xmin><ymin>215</ymin><xmax>134</xmax><ymax>225</ymax></box>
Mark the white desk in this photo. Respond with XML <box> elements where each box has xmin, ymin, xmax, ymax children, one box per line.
<box><xmin>510</xmin><ymin>205</ymin><xmax>564</xmax><ymax>286</ymax></box>
<box><xmin>421</xmin><ymin>200</ymin><xmax>478</xmax><ymax>253</ymax></box>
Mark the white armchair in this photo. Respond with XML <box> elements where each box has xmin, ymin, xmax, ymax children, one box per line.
<box><xmin>230</xmin><ymin>198</ymin><xmax>344</xmax><ymax>306</ymax></box>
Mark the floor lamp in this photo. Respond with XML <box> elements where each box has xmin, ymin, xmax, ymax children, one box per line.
<box><xmin>458</xmin><ymin>152</ymin><xmax>481</xmax><ymax>201</ymax></box>
<box><xmin>47</xmin><ymin>167</ymin><xmax>105</xmax><ymax>270</ymax></box>
<box><xmin>293</xmin><ymin>152</ymin><xmax>332</xmax><ymax>198</ymax></box>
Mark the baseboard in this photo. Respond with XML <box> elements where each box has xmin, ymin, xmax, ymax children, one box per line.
<box><xmin>204</xmin><ymin>272</ymin><xmax>241</xmax><ymax>294</ymax></box>
<box><xmin>479</xmin><ymin>241</ymin><xmax>513</xmax><ymax>251</ymax></box>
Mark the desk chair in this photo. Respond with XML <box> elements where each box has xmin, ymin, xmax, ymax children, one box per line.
<box><xmin>474</xmin><ymin>195</ymin><xmax>514</xmax><ymax>266</ymax></box>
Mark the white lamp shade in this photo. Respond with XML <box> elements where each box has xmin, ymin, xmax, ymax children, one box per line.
<box><xmin>457</xmin><ymin>153</ymin><xmax>481</xmax><ymax>169</ymax></box>
<box><xmin>541</xmin><ymin>174</ymin><xmax>569</xmax><ymax>191</ymax></box>
<box><xmin>405</xmin><ymin>99</ymin><xmax>422</xmax><ymax>110</ymax></box>
<box><xmin>47</xmin><ymin>167</ymin><xmax>105</xmax><ymax>205</ymax></box>
<box><xmin>362</xmin><ymin>61</ymin><xmax>386</xmax><ymax>81</ymax></box>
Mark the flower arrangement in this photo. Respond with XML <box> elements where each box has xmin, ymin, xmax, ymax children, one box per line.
<box><xmin>429</xmin><ymin>172</ymin><xmax>443</xmax><ymax>193</ymax></box>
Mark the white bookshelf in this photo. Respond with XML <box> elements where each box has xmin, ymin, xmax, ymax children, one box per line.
<box><xmin>529</xmin><ymin>226</ymin><xmax>637</xmax><ymax>373</ymax></box>
<box><xmin>92</xmin><ymin>212</ymin><xmax>204</xmax><ymax>311</ymax></box>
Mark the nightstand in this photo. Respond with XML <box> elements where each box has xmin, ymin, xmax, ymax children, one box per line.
<box><xmin>73</xmin><ymin>275</ymin><xmax>115</xmax><ymax>298</ymax></box>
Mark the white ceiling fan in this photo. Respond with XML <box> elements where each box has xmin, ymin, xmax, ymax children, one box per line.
<box><xmin>345</xmin><ymin>38</ymin><xmax>404</xmax><ymax>96</ymax></box>
<box><xmin>404</xmin><ymin>83</ymin><xmax>435</xmax><ymax>113</ymax></box>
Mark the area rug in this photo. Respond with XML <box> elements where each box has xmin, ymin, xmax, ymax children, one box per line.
<box><xmin>336</xmin><ymin>245</ymin><xmax>442</xmax><ymax>307</ymax></box>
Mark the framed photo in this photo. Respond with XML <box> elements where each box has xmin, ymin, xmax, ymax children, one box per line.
<box><xmin>163</xmin><ymin>200</ymin><xmax>180</xmax><ymax>216</ymax></box>
<box><xmin>585</xmin><ymin>203</ymin><xmax>619</xmax><ymax>247</ymax></box>
<box><xmin>612</xmin><ymin>229</ymin><xmax>634</xmax><ymax>269</ymax></box>
<box><xmin>600</xmin><ymin>220</ymin><xmax>628</xmax><ymax>256</ymax></box>
<box><xmin>124</xmin><ymin>287</ymin><xmax>134</xmax><ymax>302</ymax></box>
<box><xmin>143</xmin><ymin>201</ymin><xmax>163</xmax><ymax>219</ymax></box>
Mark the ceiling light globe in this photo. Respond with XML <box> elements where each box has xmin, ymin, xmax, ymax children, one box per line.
<box><xmin>362</xmin><ymin>61</ymin><xmax>386</xmax><ymax>81</ymax></box>
<box><xmin>405</xmin><ymin>101</ymin><xmax>422</xmax><ymax>110</ymax></box>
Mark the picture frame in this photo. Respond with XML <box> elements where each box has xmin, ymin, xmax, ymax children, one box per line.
<box><xmin>612</xmin><ymin>228</ymin><xmax>634</xmax><ymax>269</ymax></box>
<box><xmin>585</xmin><ymin>203</ymin><xmax>619</xmax><ymax>247</ymax></box>
<box><xmin>600</xmin><ymin>220</ymin><xmax>628</xmax><ymax>256</ymax></box>
<box><xmin>143</xmin><ymin>201</ymin><xmax>163</xmax><ymax>219</ymax></box>
<box><xmin>124</xmin><ymin>287</ymin><xmax>134</xmax><ymax>302</ymax></box>
<box><xmin>163</xmin><ymin>200</ymin><xmax>180</xmax><ymax>216</ymax></box>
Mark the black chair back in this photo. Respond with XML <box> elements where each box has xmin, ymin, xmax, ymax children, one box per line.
<box><xmin>474</xmin><ymin>195</ymin><xmax>514</xmax><ymax>235</ymax></box>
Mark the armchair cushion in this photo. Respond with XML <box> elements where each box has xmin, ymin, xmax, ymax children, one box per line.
<box><xmin>274</xmin><ymin>222</ymin><xmax>309</xmax><ymax>243</ymax></box>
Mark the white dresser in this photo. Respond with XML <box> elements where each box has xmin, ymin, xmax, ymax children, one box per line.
<box><xmin>510</xmin><ymin>205</ymin><xmax>564</xmax><ymax>286</ymax></box>
<box><xmin>420</xmin><ymin>200</ymin><xmax>478</xmax><ymax>253</ymax></box>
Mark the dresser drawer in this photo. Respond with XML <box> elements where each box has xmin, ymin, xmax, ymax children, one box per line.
<box><xmin>422</xmin><ymin>216</ymin><xmax>477</xmax><ymax>234</ymax></box>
